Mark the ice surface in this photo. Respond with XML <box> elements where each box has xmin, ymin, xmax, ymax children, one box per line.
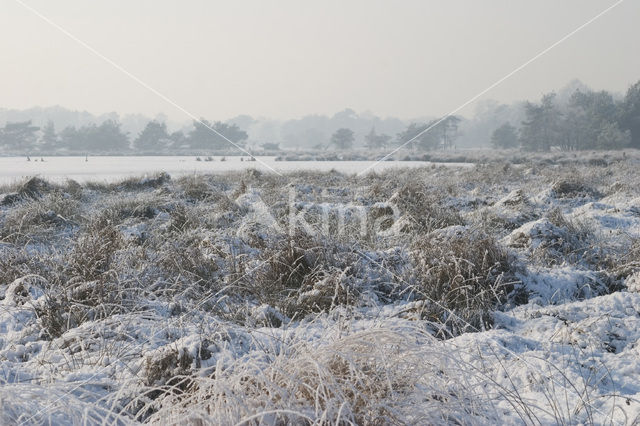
<box><xmin>0</xmin><ymin>155</ymin><xmax>470</xmax><ymax>184</ymax></box>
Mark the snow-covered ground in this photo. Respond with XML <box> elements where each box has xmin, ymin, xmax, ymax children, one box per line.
<box><xmin>0</xmin><ymin>156</ymin><xmax>469</xmax><ymax>185</ymax></box>
<box><xmin>1</xmin><ymin>153</ymin><xmax>640</xmax><ymax>424</ymax></box>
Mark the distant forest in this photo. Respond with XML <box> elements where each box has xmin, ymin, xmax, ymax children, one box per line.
<box><xmin>1</xmin><ymin>79</ymin><xmax>639</xmax><ymax>155</ymax></box>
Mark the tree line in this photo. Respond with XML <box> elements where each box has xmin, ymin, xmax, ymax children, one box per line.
<box><xmin>491</xmin><ymin>80</ymin><xmax>640</xmax><ymax>151</ymax></box>
<box><xmin>330</xmin><ymin>115</ymin><xmax>461</xmax><ymax>151</ymax></box>
<box><xmin>351</xmin><ymin>80</ymin><xmax>640</xmax><ymax>152</ymax></box>
<box><xmin>2</xmin><ymin>79</ymin><xmax>639</xmax><ymax>154</ymax></box>
<box><xmin>0</xmin><ymin>115</ymin><xmax>461</xmax><ymax>153</ymax></box>
<box><xmin>0</xmin><ymin>119</ymin><xmax>248</xmax><ymax>154</ymax></box>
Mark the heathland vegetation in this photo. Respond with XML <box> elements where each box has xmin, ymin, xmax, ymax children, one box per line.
<box><xmin>1</xmin><ymin>152</ymin><xmax>640</xmax><ymax>423</ymax></box>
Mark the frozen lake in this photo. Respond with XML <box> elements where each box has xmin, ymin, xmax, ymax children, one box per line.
<box><xmin>0</xmin><ymin>156</ymin><xmax>470</xmax><ymax>184</ymax></box>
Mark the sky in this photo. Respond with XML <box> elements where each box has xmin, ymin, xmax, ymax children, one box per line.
<box><xmin>0</xmin><ymin>0</ymin><xmax>639</xmax><ymax>121</ymax></box>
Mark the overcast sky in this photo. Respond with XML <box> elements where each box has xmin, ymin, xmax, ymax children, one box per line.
<box><xmin>1</xmin><ymin>0</ymin><xmax>638</xmax><ymax>121</ymax></box>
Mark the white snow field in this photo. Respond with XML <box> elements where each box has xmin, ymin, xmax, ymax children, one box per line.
<box><xmin>1</xmin><ymin>152</ymin><xmax>640</xmax><ymax>424</ymax></box>
<box><xmin>0</xmin><ymin>156</ymin><xmax>470</xmax><ymax>185</ymax></box>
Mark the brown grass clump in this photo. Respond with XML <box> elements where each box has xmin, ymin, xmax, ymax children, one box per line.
<box><xmin>246</xmin><ymin>235</ymin><xmax>319</xmax><ymax>314</ymax></box>
<box><xmin>608</xmin><ymin>237</ymin><xmax>640</xmax><ymax>281</ymax></box>
<box><xmin>409</xmin><ymin>228</ymin><xmax>517</xmax><ymax>337</ymax></box>
<box><xmin>177</xmin><ymin>175</ymin><xmax>214</xmax><ymax>201</ymax></box>
<box><xmin>551</xmin><ymin>179</ymin><xmax>600</xmax><ymax>199</ymax></box>
<box><xmin>166</xmin><ymin>204</ymin><xmax>199</xmax><ymax>233</ymax></box>
<box><xmin>143</xmin><ymin>348</ymin><xmax>194</xmax><ymax>388</ymax></box>
<box><xmin>242</xmin><ymin>235</ymin><xmax>360</xmax><ymax>319</ymax></box>
<box><xmin>142</xmin><ymin>329</ymin><xmax>430</xmax><ymax>425</ymax></box>
<box><xmin>0</xmin><ymin>177</ymin><xmax>54</xmax><ymax>206</ymax></box>
<box><xmin>0</xmin><ymin>192</ymin><xmax>80</xmax><ymax>243</ymax></box>
<box><xmin>391</xmin><ymin>181</ymin><xmax>464</xmax><ymax>234</ymax></box>
<box><xmin>26</xmin><ymin>215</ymin><xmax>129</xmax><ymax>338</ymax></box>
<box><xmin>63</xmin><ymin>179</ymin><xmax>84</xmax><ymax>199</ymax></box>
<box><xmin>67</xmin><ymin>215</ymin><xmax>123</xmax><ymax>282</ymax></box>
<box><xmin>528</xmin><ymin>209</ymin><xmax>614</xmax><ymax>273</ymax></box>
<box><xmin>156</xmin><ymin>230</ymin><xmax>221</xmax><ymax>286</ymax></box>
<box><xmin>0</xmin><ymin>247</ymin><xmax>58</xmax><ymax>286</ymax></box>
<box><xmin>116</xmin><ymin>172</ymin><xmax>171</xmax><ymax>192</ymax></box>
<box><xmin>16</xmin><ymin>176</ymin><xmax>52</xmax><ymax>199</ymax></box>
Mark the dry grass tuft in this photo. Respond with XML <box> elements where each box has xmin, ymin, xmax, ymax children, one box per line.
<box><xmin>241</xmin><ymin>235</ymin><xmax>360</xmax><ymax>319</ymax></box>
<box><xmin>551</xmin><ymin>179</ymin><xmax>600</xmax><ymax>199</ymax></box>
<box><xmin>67</xmin><ymin>214</ymin><xmax>123</xmax><ymax>282</ymax></box>
<box><xmin>392</xmin><ymin>181</ymin><xmax>464</xmax><ymax>233</ymax></box>
<box><xmin>409</xmin><ymin>228</ymin><xmax>517</xmax><ymax>337</ymax></box>
<box><xmin>141</xmin><ymin>328</ymin><xmax>443</xmax><ymax>425</ymax></box>
<box><xmin>0</xmin><ymin>192</ymin><xmax>80</xmax><ymax>243</ymax></box>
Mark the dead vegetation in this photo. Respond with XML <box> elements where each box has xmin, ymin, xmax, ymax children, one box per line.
<box><xmin>551</xmin><ymin>179</ymin><xmax>601</xmax><ymax>199</ymax></box>
<box><xmin>391</xmin><ymin>181</ymin><xmax>465</xmax><ymax>233</ymax></box>
<box><xmin>0</xmin><ymin>159</ymin><xmax>637</xmax><ymax>424</ymax></box>
<box><xmin>234</xmin><ymin>234</ymin><xmax>360</xmax><ymax>319</ymax></box>
<box><xmin>409</xmin><ymin>228</ymin><xmax>518</xmax><ymax>337</ymax></box>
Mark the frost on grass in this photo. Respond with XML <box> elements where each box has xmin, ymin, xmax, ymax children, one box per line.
<box><xmin>1</xmin><ymin>158</ymin><xmax>640</xmax><ymax>424</ymax></box>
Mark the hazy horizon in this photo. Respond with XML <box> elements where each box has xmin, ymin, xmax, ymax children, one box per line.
<box><xmin>2</xmin><ymin>0</ymin><xmax>639</xmax><ymax>123</ymax></box>
<box><xmin>0</xmin><ymin>77</ymin><xmax>628</xmax><ymax>126</ymax></box>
